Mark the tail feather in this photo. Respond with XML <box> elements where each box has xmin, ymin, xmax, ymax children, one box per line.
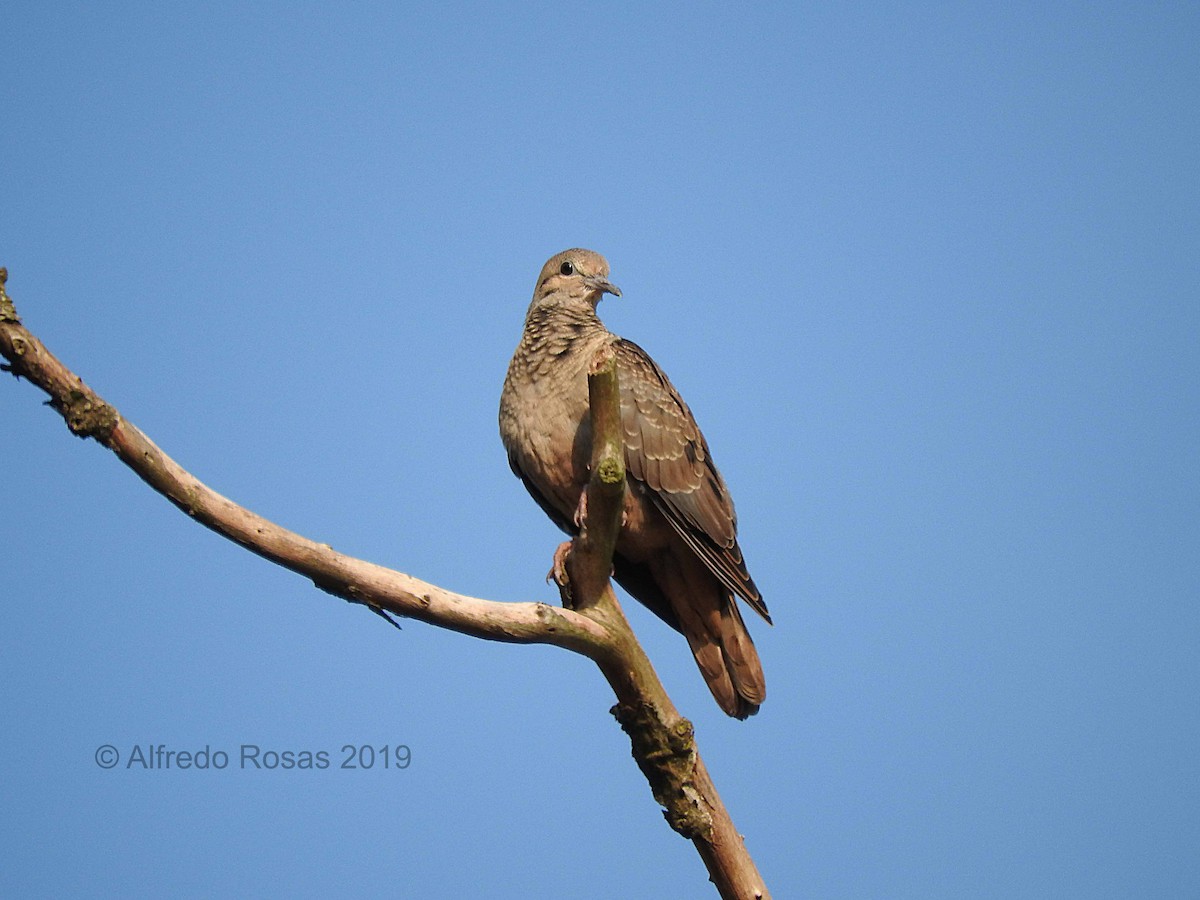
<box><xmin>660</xmin><ymin>558</ymin><xmax>765</xmax><ymax>719</ymax></box>
<box><xmin>721</xmin><ymin>598</ymin><xmax>765</xmax><ymax>707</ymax></box>
<box><xmin>675</xmin><ymin>598</ymin><xmax>744</xmax><ymax>717</ymax></box>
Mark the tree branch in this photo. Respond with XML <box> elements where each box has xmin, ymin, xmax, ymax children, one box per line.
<box><xmin>555</xmin><ymin>340</ymin><xmax>770</xmax><ymax>900</ymax></box>
<box><xmin>0</xmin><ymin>268</ymin><xmax>769</xmax><ymax>899</ymax></box>
<box><xmin>0</xmin><ymin>269</ymin><xmax>609</xmax><ymax>652</ymax></box>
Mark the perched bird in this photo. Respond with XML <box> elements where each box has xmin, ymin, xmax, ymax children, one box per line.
<box><xmin>500</xmin><ymin>249</ymin><xmax>769</xmax><ymax>718</ymax></box>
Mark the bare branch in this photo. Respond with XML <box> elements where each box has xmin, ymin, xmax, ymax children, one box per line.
<box><xmin>556</xmin><ymin>342</ymin><xmax>770</xmax><ymax>900</ymax></box>
<box><xmin>0</xmin><ymin>268</ymin><xmax>607</xmax><ymax>655</ymax></box>
<box><xmin>564</xmin><ymin>342</ymin><xmax>627</xmax><ymax>610</ymax></box>
<box><xmin>1</xmin><ymin>269</ymin><xmax>769</xmax><ymax>899</ymax></box>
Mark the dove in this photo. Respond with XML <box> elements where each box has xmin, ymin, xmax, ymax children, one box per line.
<box><xmin>500</xmin><ymin>249</ymin><xmax>769</xmax><ymax>718</ymax></box>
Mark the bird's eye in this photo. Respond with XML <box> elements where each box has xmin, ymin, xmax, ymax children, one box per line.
<box><xmin>560</xmin><ymin>261</ymin><xmax>575</xmax><ymax>276</ymax></box>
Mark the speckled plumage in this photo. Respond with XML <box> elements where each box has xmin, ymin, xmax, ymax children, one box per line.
<box><xmin>499</xmin><ymin>249</ymin><xmax>769</xmax><ymax>718</ymax></box>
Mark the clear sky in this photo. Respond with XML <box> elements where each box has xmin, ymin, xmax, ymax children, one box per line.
<box><xmin>3</xmin><ymin>3</ymin><xmax>1197</xmax><ymax>897</ymax></box>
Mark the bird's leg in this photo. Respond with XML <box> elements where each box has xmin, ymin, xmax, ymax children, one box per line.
<box><xmin>548</xmin><ymin>540</ymin><xmax>574</xmax><ymax>608</ymax></box>
<box><xmin>573</xmin><ymin>487</ymin><xmax>629</xmax><ymax>531</ymax></box>
<box><xmin>572</xmin><ymin>489</ymin><xmax>589</xmax><ymax>531</ymax></box>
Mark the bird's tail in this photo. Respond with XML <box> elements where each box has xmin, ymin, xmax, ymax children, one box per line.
<box><xmin>674</xmin><ymin>583</ymin><xmax>766</xmax><ymax>719</ymax></box>
<box><xmin>721</xmin><ymin>599</ymin><xmax>766</xmax><ymax>717</ymax></box>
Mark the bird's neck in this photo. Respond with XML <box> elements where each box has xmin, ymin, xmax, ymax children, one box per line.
<box><xmin>514</xmin><ymin>301</ymin><xmax>613</xmax><ymax>377</ymax></box>
<box><xmin>522</xmin><ymin>299</ymin><xmax>608</xmax><ymax>347</ymax></box>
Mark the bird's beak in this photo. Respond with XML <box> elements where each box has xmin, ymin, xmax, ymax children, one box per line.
<box><xmin>585</xmin><ymin>276</ymin><xmax>622</xmax><ymax>299</ymax></box>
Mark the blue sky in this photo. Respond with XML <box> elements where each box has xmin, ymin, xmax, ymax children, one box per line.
<box><xmin>3</xmin><ymin>2</ymin><xmax>1197</xmax><ymax>897</ymax></box>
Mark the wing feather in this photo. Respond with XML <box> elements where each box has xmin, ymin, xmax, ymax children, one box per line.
<box><xmin>613</xmin><ymin>339</ymin><xmax>770</xmax><ymax>623</ymax></box>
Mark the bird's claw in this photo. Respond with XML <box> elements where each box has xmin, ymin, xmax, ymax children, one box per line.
<box><xmin>573</xmin><ymin>491</ymin><xmax>627</xmax><ymax>531</ymax></box>
<box><xmin>548</xmin><ymin>541</ymin><xmax>572</xmax><ymax>588</ymax></box>
<box><xmin>572</xmin><ymin>491</ymin><xmax>589</xmax><ymax>530</ymax></box>
<box><xmin>547</xmin><ymin>541</ymin><xmax>574</xmax><ymax>607</ymax></box>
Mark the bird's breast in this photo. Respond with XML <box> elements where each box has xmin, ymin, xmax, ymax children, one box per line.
<box><xmin>499</xmin><ymin>337</ymin><xmax>600</xmax><ymax>520</ymax></box>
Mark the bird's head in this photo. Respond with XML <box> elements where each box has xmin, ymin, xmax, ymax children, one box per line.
<box><xmin>532</xmin><ymin>248</ymin><xmax>622</xmax><ymax>309</ymax></box>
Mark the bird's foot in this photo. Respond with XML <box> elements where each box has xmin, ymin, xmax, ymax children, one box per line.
<box><xmin>572</xmin><ymin>490</ymin><xmax>627</xmax><ymax>531</ymax></box>
<box><xmin>572</xmin><ymin>491</ymin><xmax>589</xmax><ymax>530</ymax></box>
<box><xmin>547</xmin><ymin>540</ymin><xmax>574</xmax><ymax>608</ymax></box>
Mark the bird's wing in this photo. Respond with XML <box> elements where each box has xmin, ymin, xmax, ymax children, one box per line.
<box><xmin>506</xmin><ymin>447</ymin><xmax>574</xmax><ymax>537</ymax></box>
<box><xmin>613</xmin><ymin>339</ymin><xmax>770</xmax><ymax>622</ymax></box>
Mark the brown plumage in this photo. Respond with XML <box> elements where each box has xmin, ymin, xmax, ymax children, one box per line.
<box><xmin>499</xmin><ymin>249</ymin><xmax>770</xmax><ymax>718</ymax></box>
